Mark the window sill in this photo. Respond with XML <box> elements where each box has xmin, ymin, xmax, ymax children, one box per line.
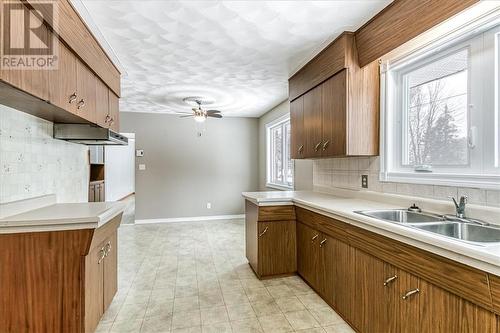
<box><xmin>380</xmin><ymin>171</ymin><xmax>500</xmax><ymax>190</ymax></box>
<box><xmin>266</xmin><ymin>183</ymin><xmax>294</xmax><ymax>191</ymax></box>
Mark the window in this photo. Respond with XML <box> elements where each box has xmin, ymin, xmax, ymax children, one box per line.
<box><xmin>381</xmin><ymin>21</ymin><xmax>500</xmax><ymax>189</ymax></box>
<box><xmin>266</xmin><ymin>115</ymin><xmax>293</xmax><ymax>189</ymax></box>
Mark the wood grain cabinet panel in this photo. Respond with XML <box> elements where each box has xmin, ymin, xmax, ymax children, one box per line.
<box><xmin>258</xmin><ymin>221</ymin><xmax>296</xmax><ymax>277</ymax></box>
<box><xmin>95</xmin><ymin>78</ymin><xmax>110</xmax><ymax>128</ymax></box>
<box><xmin>317</xmin><ymin>233</ymin><xmax>335</xmax><ymax>305</ymax></box>
<box><xmin>0</xmin><ymin>0</ymin><xmax>50</xmax><ymax>101</ymax></box>
<box><xmin>103</xmin><ymin>231</ymin><xmax>118</xmax><ymax>309</ymax></box>
<box><xmin>258</xmin><ymin>205</ymin><xmax>296</xmax><ymax>222</ymax></box>
<box><xmin>321</xmin><ymin>70</ymin><xmax>346</xmax><ymax>157</ymax></box>
<box><xmin>290</xmin><ymin>96</ymin><xmax>305</xmax><ymax>159</ymax></box>
<box><xmin>108</xmin><ymin>91</ymin><xmax>120</xmax><ymax>132</ymax></box>
<box><xmin>49</xmin><ymin>41</ymin><xmax>78</xmax><ymax>114</ymax></box>
<box><xmin>76</xmin><ymin>60</ymin><xmax>97</xmax><ymax>123</ymax></box>
<box><xmin>303</xmin><ymin>85</ymin><xmax>323</xmax><ymax>158</ymax></box>
<box><xmin>84</xmin><ymin>240</ymin><xmax>105</xmax><ymax>333</ymax></box>
<box><xmin>297</xmin><ymin>221</ymin><xmax>319</xmax><ymax>287</ymax></box>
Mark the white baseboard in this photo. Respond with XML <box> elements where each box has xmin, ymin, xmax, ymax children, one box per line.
<box><xmin>135</xmin><ymin>214</ymin><xmax>245</xmax><ymax>224</ymax></box>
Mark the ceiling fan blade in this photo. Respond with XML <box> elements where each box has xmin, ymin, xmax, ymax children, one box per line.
<box><xmin>171</xmin><ymin>111</ymin><xmax>193</xmax><ymax>115</ymax></box>
<box><xmin>180</xmin><ymin>115</ymin><xmax>194</xmax><ymax>118</ymax></box>
<box><xmin>206</xmin><ymin>110</ymin><xmax>221</xmax><ymax>114</ymax></box>
<box><xmin>208</xmin><ymin>114</ymin><xmax>223</xmax><ymax>118</ymax></box>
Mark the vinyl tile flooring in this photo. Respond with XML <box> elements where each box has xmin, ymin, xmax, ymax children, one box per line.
<box><xmin>96</xmin><ymin>219</ymin><xmax>354</xmax><ymax>333</ymax></box>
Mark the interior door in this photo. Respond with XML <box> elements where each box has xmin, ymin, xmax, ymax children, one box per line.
<box><xmin>296</xmin><ymin>221</ymin><xmax>319</xmax><ymax>288</ymax></box>
<box><xmin>49</xmin><ymin>40</ymin><xmax>77</xmax><ymax>113</ymax></box>
<box><xmin>84</xmin><ymin>241</ymin><xmax>104</xmax><ymax>333</ymax></box>
<box><xmin>321</xmin><ymin>70</ymin><xmax>346</xmax><ymax>157</ymax></box>
<box><xmin>103</xmin><ymin>231</ymin><xmax>117</xmax><ymax>310</ymax></box>
<box><xmin>303</xmin><ymin>85</ymin><xmax>322</xmax><ymax>158</ymax></box>
<box><xmin>76</xmin><ymin>60</ymin><xmax>97</xmax><ymax>123</ymax></box>
<box><xmin>290</xmin><ymin>96</ymin><xmax>304</xmax><ymax>159</ymax></box>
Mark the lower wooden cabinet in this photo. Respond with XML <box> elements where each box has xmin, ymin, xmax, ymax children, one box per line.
<box><xmin>245</xmin><ymin>201</ymin><xmax>296</xmax><ymax>278</ymax></box>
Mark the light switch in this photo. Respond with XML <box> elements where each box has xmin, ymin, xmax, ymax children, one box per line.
<box><xmin>138</xmin><ymin>164</ymin><xmax>146</xmax><ymax>171</ymax></box>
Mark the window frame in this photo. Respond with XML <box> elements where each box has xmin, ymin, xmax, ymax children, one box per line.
<box><xmin>380</xmin><ymin>21</ymin><xmax>500</xmax><ymax>190</ymax></box>
<box><xmin>266</xmin><ymin>114</ymin><xmax>294</xmax><ymax>190</ymax></box>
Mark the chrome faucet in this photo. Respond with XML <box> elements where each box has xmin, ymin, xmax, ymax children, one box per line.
<box><xmin>451</xmin><ymin>196</ymin><xmax>467</xmax><ymax>218</ymax></box>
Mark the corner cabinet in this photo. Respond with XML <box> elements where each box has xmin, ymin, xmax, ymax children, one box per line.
<box><xmin>245</xmin><ymin>202</ymin><xmax>500</xmax><ymax>332</ymax></box>
<box><xmin>245</xmin><ymin>201</ymin><xmax>296</xmax><ymax>278</ymax></box>
<box><xmin>289</xmin><ymin>32</ymin><xmax>379</xmax><ymax>159</ymax></box>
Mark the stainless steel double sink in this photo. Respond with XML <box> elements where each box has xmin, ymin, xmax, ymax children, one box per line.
<box><xmin>355</xmin><ymin>209</ymin><xmax>500</xmax><ymax>245</ymax></box>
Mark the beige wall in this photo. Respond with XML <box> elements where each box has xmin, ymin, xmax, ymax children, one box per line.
<box><xmin>121</xmin><ymin>112</ymin><xmax>259</xmax><ymax>220</ymax></box>
<box><xmin>258</xmin><ymin>100</ymin><xmax>313</xmax><ymax>191</ymax></box>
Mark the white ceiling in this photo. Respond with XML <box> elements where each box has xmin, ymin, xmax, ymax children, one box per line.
<box><xmin>76</xmin><ymin>0</ymin><xmax>390</xmax><ymax>117</ymax></box>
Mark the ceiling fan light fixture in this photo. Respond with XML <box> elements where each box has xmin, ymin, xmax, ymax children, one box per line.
<box><xmin>194</xmin><ymin>114</ymin><xmax>206</xmax><ymax>123</ymax></box>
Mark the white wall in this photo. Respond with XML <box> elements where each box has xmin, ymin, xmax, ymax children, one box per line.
<box><xmin>105</xmin><ymin>135</ymin><xmax>135</xmax><ymax>201</ymax></box>
<box><xmin>258</xmin><ymin>100</ymin><xmax>313</xmax><ymax>191</ymax></box>
<box><xmin>0</xmin><ymin>104</ymin><xmax>89</xmax><ymax>203</ymax></box>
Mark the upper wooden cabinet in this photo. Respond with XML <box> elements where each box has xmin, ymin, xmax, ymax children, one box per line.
<box><xmin>0</xmin><ymin>0</ymin><xmax>121</xmax><ymax>131</ymax></box>
<box><xmin>289</xmin><ymin>32</ymin><xmax>379</xmax><ymax>158</ymax></box>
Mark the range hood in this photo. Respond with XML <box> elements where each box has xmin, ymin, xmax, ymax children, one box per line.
<box><xmin>53</xmin><ymin>124</ymin><xmax>128</xmax><ymax>145</ymax></box>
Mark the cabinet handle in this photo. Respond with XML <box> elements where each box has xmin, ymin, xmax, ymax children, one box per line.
<box><xmin>77</xmin><ymin>99</ymin><xmax>85</xmax><ymax>109</ymax></box>
<box><xmin>68</xmin><ymin>92</ymin><xmax>77</xmax><ymax>104</ymax></box>
<box><xmin>383</xmin><ymin>275</ymin><xmax>398</xmax><ymax>286</ymax></box>
<box><xmin>109</xmin><ymin>117</ymin><xmax>114</xmax><ymax>125</ymax></box>
<box><xmin>314</xmin><ymin>142</ymin><xmax>322</xmax><ymax>152</ymax></box>
<box><xmin>322</xmin><ymin>140</ymin><xmax>330</xmax><ymax>150</ymax></box>
<box><xmin>98</xmin><ymin>248</ymin><xmax>106</xmax><ymax>264</ymax></box>
<box><xmin>311</xmin><ymin>234</ymin><xmax>319</xmax><ymax>242</ymax></box>
<box><xmin>298</xmin><ymin>145</ymin><xmax>304</xmax><ymax>154</ymax></box>
<box><xmin>104</xmin><ymin>241</ymin><xmax>111</xmax><ymax>257</ymax></box>
<box><xmin>319</xmin><ymin>238</ymin><xmax>327</xmax><ymax>247</ymax></box>
<box><xmin>258</xmin><ymin>227</ymin><xmax>268</xmax><ymax>237</ymax></box>
<box><xmin>402</xmin><ymin>288</ymin><xmax>420</xmax><ymax>300</ymax></box>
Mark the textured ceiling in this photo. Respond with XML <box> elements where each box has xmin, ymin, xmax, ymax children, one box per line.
<box><xmin>76</xmin><ymin>0</ymin><xmax>390</xmax><ymax>117</ymax></box>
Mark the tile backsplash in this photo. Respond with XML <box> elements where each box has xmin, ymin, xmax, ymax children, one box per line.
<box><xmin>0</xmin><ymin>104</ymin><xmax>89</xmax><ymax>203</ymax></box>
<box><xmin>313</xmin><ymin>157</ymin><xmax>500</xmax><ymax>207</ymax></box>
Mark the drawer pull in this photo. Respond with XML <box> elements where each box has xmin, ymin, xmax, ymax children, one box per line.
<box><xmin>322</xmin><ymin>140</ymin><xmax>330</xmax><ymax>150</ymax></box>
<box><xmin>311</xmin><ymin>234</ymin><xmax>319</xmax><ymax>242</ymax></box>
<box><xmin>319</xmin><ymin>239</ymin><xmax>327</xmax><ymax>247</ymax></box>
<box><xmin>77</xmin><ymin>99</ymin><xmax>85</xmax><ymax>109</ymax></box>
<box><xmin>402</xmin><ymin>288</ymin><xmax>419</xmax><ymax>300</ymax></box>
<box><xmin>314</xmin><ymin>142</ymin><xmax>322</xmax><ymax>152</ymax></box>
<box><xmin>104</xmin><ymin>241</ymin><xmax>111</xmax><ymax>257</ymax></box>
<box><xmin>259</xmin><ymin>227</ymin><xmax>268</xmax><ymax>237</ymax></box>
<box><xmin>298</xmin><ymin>145</ymin><xmax>304</xmax><ymax>154</ymax></box>
<box><xmin>383</xmin><ymin>275</ymin><xmax>398</xmax><ymax>286</ymax></box>
<box><xmin>68</xmin><ymin>93</ymin><xmax>77</xmax><ymax>103</ymax></box>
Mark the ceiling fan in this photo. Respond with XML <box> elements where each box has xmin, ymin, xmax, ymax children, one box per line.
<box><xmin>176</xmin><ymin>97</ymin><xmax>223</xmax><ymax>123</ymax></box>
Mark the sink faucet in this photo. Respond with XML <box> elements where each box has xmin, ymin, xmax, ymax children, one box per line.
<box><xmin>451</xmin><ymin>196</ymin><xmax>467</xmax><ymax>218</ymax></box>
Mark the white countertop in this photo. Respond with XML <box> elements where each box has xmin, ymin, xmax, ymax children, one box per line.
<box><xmin>242</xmin><ymin>190</ymin><xmax>500</xmax><ymax>276</ymax></box>
<box><xmin>0</xmin><ymin>196</ymin><xmax>126</xmax><ymax>233</ymax></box>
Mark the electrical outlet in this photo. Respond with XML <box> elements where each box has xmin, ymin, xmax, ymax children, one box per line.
<box><xmin>361</xmin><ymin>175</ymin><xmax>368</xmax><ymax>188</ymax></box>
<box><xmin>206</xmin><ymin>202</ymin><xmax>211</xmax><ymax>209</ymax></box>
<box><xmin>138</xmin><ymin>164</ymin><xmax>146</xmax><ymax>171</ymax></box>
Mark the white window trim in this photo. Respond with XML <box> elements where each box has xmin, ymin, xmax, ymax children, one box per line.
<box><xmin>266</xmin><ymin>114</ymin><xmax>294</xmax><ymax>190</ymax></box>
<box><xmin>380</xmin><ymin>12</ymin><xmax>500</xmax><ymax>190</ymax></box>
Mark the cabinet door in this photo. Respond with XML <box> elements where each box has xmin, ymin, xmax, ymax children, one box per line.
<box><xmin>84</xmin><ymin>242</ymin><xmax>104</xmax><ymax>333</ymax></box>
<box><xmin>99</xmin><ymin>182</ymin><xmax>105</xmax><ymax>202</ymax></box>
<box><xmin>1</xmin><ymin>1</ymin><xmax>49</xmax><ymax>100</ymax></box>
<box><xmin>103</xmin><ymin>231</ymin><xmax>117</xmax><ymax>310</ymax></box>
<box><xmin>76</xmin><ymin>60</ymin><xmax>97</xmax><ymax>123</ymax></box>
<box><xmin>108</xmin><ymin>91</ymin><xmax>120</xmax><ymax>132</ymax></box>
<box><xmin>258</xmin><ymin>221</ymin><xmax>296</xmax><ymax>277</ymax></box>
<box><xmin>296</xmin><ymin>222</ymin><xmax>319</xmax><ymax>288</ymax></box>
<box><xmin>88</xmin><ymin>184</ymin><xmax>95</xmax><ymax>202</ymax></box>
<box><xmin>397</xmin><ymin>268</ymin><xmax>421</xmax><ymax>333</ymax></box>
<box><xmin>321</xmin><ymin>70</ymin><xmax>346</xmax><ymax>157</ymax></box>
<box><xmin>95</xmin><ymin>79</ymin><xmax>109</xmax><ymax>127</ymax></box>
<box><xmin>303</xmin><ymin>85</ymin><xmax>322</xmax><ymax>158</ymax></box>
<box><xmin>94</xmin><ymin>184</ymin><xmax>100</xmax><ymax>202</ymax></box>
<box><xmin>331</xmin><ymin>238</ymin><xmax>354</xmax><ymax>321</ymax></box>
<box><xmin>418</xmin><ymin>280</ymin><xmax>461</xmax><ymax>333</ymax></box>
<box><xmin>290</xmin><ymin>96</ymin><xmax>304</xmax><ymax>159</ymax></box>
<box><xmin>49</xmin><ymin>40</ymin><xmax>77</xmax><ymax>113</ymax></box>
<box><xmin>317</xmin><ymin>233</ymin><xmax>334</xmax><ymax>305</ymax></box>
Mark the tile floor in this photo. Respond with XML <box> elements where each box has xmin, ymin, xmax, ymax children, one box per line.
<box><xmin>96</xmin><ymin>219</ymin><xmax>354</xmax><ymax>333</ymax></box>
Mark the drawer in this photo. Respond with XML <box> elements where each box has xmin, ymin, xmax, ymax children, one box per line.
<box><xmin>258</xmin><ymin>205</ymin><xmax>296</xmax><ymax>222</ymax></box>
